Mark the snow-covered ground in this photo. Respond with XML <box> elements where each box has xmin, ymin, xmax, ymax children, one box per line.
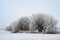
<box><xmin>0</xmin><ymin>30</ymin><xmax>60</xmax><ymax>40</ymax></box>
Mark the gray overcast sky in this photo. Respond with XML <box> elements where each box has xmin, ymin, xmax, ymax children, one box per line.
<box><xmin>0</xmin><ymin>0</ymin><xmax>60</xmax><ymax>29</ymax></box>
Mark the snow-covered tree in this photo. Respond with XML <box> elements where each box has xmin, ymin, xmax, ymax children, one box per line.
<box><xmin>43</xmin><ymin>15</ymin><xmax>57</xmax><ymax>34</ymax></box>
<box><xmin>19</xmin><ymin>17</ymin><xmax>30</xmax><ymax>30</ymax></box>
<box><xmin>6</xmin><ymin>13</ymin><xmax>58</xmax><ymax>34</ymax></box>
<box><xmin>32</xmin><ymin>13</ymin><xmax>57</xmax><ymax>34</ymax></box>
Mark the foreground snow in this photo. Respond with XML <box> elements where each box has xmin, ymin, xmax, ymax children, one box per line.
<box><xmin>0</xmin><ymin>30</ymin><xmax>60</xmax><ymax>40</ymax></box>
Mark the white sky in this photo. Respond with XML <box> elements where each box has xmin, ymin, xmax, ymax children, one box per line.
<box><xmin>0</xmin><ymin>0</ymin><xmax>60</xmax><ymax>29</ymax></box>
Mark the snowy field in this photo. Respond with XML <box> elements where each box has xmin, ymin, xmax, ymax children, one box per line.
<box><xmin>0</xmin><ymin>30</ymin><xmax>60</xmax><ymax>40</ymax></box>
